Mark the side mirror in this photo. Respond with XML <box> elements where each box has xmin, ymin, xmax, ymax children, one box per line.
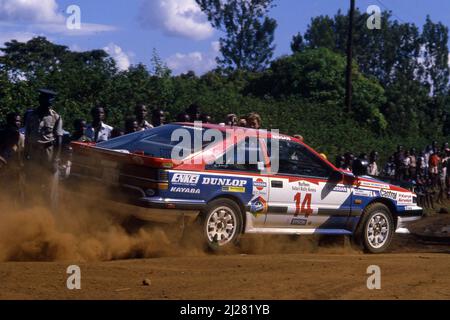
<box><xmin>353</xmin><ymin>159</ymin><xmax>369</xmax><ymax>176</ymax></box>
<box><xmin>329</xmin><ymin>170</ymin><xmax>343</xmax><ymax>183</ymax></box>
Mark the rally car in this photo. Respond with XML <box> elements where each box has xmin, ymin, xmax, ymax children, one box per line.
<box><xmin>66</xmin><ymin>123</ymin><xmax>423</xmax><ymax>253</ymax></box>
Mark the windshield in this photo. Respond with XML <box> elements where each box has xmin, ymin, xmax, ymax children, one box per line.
<box><xmin>96</xmin><ymin>124</ymin><xmax>223</xmax><ymax>159</ymax></box>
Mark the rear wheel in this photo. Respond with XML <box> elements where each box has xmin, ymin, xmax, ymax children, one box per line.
<box><xmin>356</xmin><ymin>203</ymin><xmax>394</xmax><ymax>254</ymax></box>
<box><xmin>202</xmin><ymin>198</ymin><xmax>243</xmax><ymax>251</ymax></box>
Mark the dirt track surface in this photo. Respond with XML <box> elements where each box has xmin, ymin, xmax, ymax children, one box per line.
<box><xmin>0</xmin><ymin>235</ymin><xmax>449</xmax><ymax>300</ymax></box>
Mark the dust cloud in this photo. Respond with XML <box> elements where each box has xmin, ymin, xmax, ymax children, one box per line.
<box><xmin>0</xmin><ymin>178</ymin><xmax>360</xmax><ymax>262</ymax></box>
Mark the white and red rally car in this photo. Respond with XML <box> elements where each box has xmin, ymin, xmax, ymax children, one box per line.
<box><xmin>67</xmin><ymin>123</ymin><xmax>422</xmax><ymax>253</ymax></box>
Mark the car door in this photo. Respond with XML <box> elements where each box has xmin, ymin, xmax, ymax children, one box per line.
<box><xmin>265</xmin><ymin>139</ymin><xmax>352</xmax><ymax>230</ymax></box>
<box><xmin>205</xmin><ymin>136</ymin><xmax>269</xmax><ymax>228</ymax></box>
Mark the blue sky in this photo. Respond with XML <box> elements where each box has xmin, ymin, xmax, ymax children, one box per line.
<box><xmin>1</xmin><ymin>0</ymin><xmax>450</xmax><ymax>74</ymax></box>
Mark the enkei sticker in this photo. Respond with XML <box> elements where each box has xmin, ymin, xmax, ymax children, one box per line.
<box><xmin>172</xmin><ymin>173</ymin><xmax>200</xmax><ymax>185</ymax></box>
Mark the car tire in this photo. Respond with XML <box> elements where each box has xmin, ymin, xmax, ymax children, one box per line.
<box><xmin>202</xmin><ymin>198</ymin><xmax>243</xmax><ymax>251</ymax></box>
<box><xmin>356</xmin><ymin>203</ymin><xmax>395</xmax><ymax>254</ymax></box>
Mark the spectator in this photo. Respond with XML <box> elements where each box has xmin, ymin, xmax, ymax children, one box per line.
<box><xmin>294</xmin><ymin>134</ymin><xmax>304</xmax><ymax>142</ymax></box>
<box><xmin>25</xmin><ymin>89</ymin><xmax>63</xmax><ymax>174</ymax></box>
<box><xmin>86</xmin><ymin>106</ymin><xmax>113</xmax><ymax>143</ymax></box>
<box><xmin>342</xmin><ymin>152</ymin><xmax>354</xmax><ymax>171</ymax></box>
<box><xmin>0</xmin><ymin>112</ymin><xmax>25</xmax><ymax>175</ymax></box>
<box><xmin>246</xmin><ymin>112</ymin><xmax>262</xmax><ymax>129</ymax></box>
<box><xmin>446</xmin><ymin>150</ymin><xmax>450</xmax><ymax>200</ymax></box>
<box><xmin>335</xmin><ymin>155</ymin><xmax>345</xmax><ymax>169</ymax></box>
<box><xmin>186</xmin><ymin>103</ymin><xmax>202</xmax><ymax>122</ymax></box>
<box><xmin>409</xmin><ymin>148</ymin><xmax>417</xmax><ymax>180</ymax></box>
<box><xmin>424</xmin><ymin>145</ymin><xmax>433</xmax><ymax>178</ymax></box>
<box><xmin>429</xmin><ymin>150</ymin><xmax>441</xmax><ymax>187</ymax></box>
<box><xmin>383</xmin><ymin>156</ymin><xmax>396</xmax><ymax>178</ymax></box>
<box><xmin>111</xmin><ymin>128</ymin><xmax>124</xmax><ymax>139</ymax></box>
<box><xmin>135</xmin><ymin>104</ymin><xmax>153</xmax><ymax>130</ymax></box>
<box><xmin>176</xmin><ymin>112</ymin><xmax>191</xmax><ymax>123</ymax></box>
<box><xmin>368</xmin><ymin>151</ymin><xmax>379</xmax><ymax>176</ymax></box>
<box><xmin>394</xmin><ymin>145</ymin><xmax>406</xmax><ymax>180</ymax></box>
<box><xmin>125</xmin><ymin>117</ymin><xmax>139</xmax><ymax>134</ymax></box>
<box><xmin>417</xmin><ymin>152</ymin><xmax>426</xmax><ymax>178</ymax></box>
<box><xmin>438</xmin><ymin>151</ymin><xmax>448</xmax><ymax>204</ymax></box>
<box><xmin>225</xmin><ymin>114</ymin><xmax>238</xmax><ymax>127</ymax></box>
<box><xmin>151</xmin><ymin>109</ymin><xmax>166</xmax><ymax>127</ymax></box>
<box><xmin>238</xmin><ymin>118</ymin><xmax>247</xmax><ymax>127</ymax></box>
<box><xmin>71</xmin><ymin>119</ymin><xmax>91</xmax><ymax>142</ymax></box>
<box><xmin>201</xmin><ymin>114</ymin><xmax>212</xmax><ymax>124</ymax></box>
<box><xmin>403</xmin><ymin>150</ymin><xmax>411</xmax><ymax>180</ymax></box>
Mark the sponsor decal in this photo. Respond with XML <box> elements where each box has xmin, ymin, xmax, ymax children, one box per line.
<box><xmin>254</xmin><ymin>178</ymin><xmax>267</xmax><ymax>191</ymax></box>
<box><xmin>171</xmin><ymin>173</ymin><xmax>200</xmax><ymax>186</ymax></box>
<box><xmin>359</xmin><ymin>180</ymin><xmax>389</xmax><ymax>189</ymax></box>
<box><xmin>380</xmin><ymin>189</ymin><xmax>397</xmax><ymax>200</ymax></box>
<box><xmin>331</xmin><ymin>185</ymin><xmax>349</xmax><ymax>193</ymax></box>
<box><xmin>170</xmin><ymin>187</ymin><xmax>200</xmax><ymax>194</ymax></box>
<box><xmin>291</xmin><ymin>218</ymin><xmax>308</xmax><ymax>226</ymax></box>
<box><xmin>249</xmin><ymin>196</ymin><xmax>268</xmax><ymax>216</ymax></box>
<box><xmin>292</xmin><ymin>181</ymin><xmax>317</xmax><ymax>193</ymax></box>
<box><xmin>222</xmin><ymin>186</ymin><xmax>246</xmax><ymax>193</ymax></box>
<box><xmin>398</xmin><ymin>193</ymin><xmax>413</xmax><ymax>204</ymax></box>
<box><xmin>202</xmin><ymin>177</ymin><xmax>247</xmax><ymax>187</ymax></box>
<box><xmin>271</xmin><ymin>134</ymin><xmax>291</xmax><ymax>141</ymax></box>
<box><xmin>354</xmin><ymin>189</ymin><xmax>375</xmax><ymax>197</ymax></box>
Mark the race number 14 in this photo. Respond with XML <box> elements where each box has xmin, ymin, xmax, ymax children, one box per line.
<box><xmin>294</xmin><ymin>193</ymin><xmax>313</xmax><ymax>217</ymax></box>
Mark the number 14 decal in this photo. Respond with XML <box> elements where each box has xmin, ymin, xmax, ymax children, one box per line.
<box><xmin>294</xmin><ymin>193</ymin><xmax>313</xmax><ymax>217</ymax></box>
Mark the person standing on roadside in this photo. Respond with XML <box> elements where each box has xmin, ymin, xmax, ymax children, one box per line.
<box><xmin>0</xmin><ymin>112</ymin><xmax>25</xmax><ymax>204</ymax></box>
<box><xmin>86</xmin><ymin>106</ymin><xmax>114</xmax><ymax>143</ymax></box>
<box><xmin>135</xmin><ymin>104</ymin><xmax>153</xmax><ymax>130</ymax></box>
<box><xmin>246</xmin><ymin>113</ymin><xmax>262</xmax><ymax>130</ymax></box>
<box><xmin>368</xmin><ymin>151</ymin><xmax>379</xmax><ymax>176</ymax></box>
<box><xmin>151</xmin><ymin>109</ymin><xmax>167</xmax><ymax>127</ymax></box>
<box><xmin>24</xmin><ymin>89</ymin><xmax>64</xmax><ymax>199</ymax></box>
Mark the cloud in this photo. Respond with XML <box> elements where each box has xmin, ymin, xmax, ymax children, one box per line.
<box><xmin>34</xmin><ymin>23</ymin><xmax>117</xmax><ymax>36</ymax></box>
<box><xmin>104</xmin><ymin>43</ymin><xmax>131</xmax><ymax>71</ymax></box>
<box><xmin>167</xmin><ymin>41</ymin><xmax>220</xmax><ymax>75</ymax></box>
<box><xmin>0</xmin><ymin>0</ymin><xmax>63</xmax><ymax>23</ymax></box>
<box><xmin>0</xmin><ymin>0</ymin><xmax>116</xmax><ymax>36</ymax></box>
<box><xmin>139</xmin><ymin>0</ymin><xmax>213</xmax><ymax>40</ymax></box>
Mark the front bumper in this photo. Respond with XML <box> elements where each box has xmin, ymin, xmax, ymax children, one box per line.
<box><xmin>395</xmin><ymin>207</ymin><xmax>423</xmax><ymax>234</ymax></box>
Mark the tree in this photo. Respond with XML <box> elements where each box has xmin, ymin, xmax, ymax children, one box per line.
<box><xmin>196</xmin><ymin>0</ymin><xmax>277</xmax><ymax>72</ymax></box>
<box><xmin>290</xmin><ymin>33</ymin><xmax>306</xmax><ymax>53</ymax></box>
<box><xmin>420</xmin><ymin>16</ymin><xmax>449</xmax><ymax>95</ymax></box>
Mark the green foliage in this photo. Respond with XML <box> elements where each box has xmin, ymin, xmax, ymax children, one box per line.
<box><xmin>1</xmin><ymin>6</ymin><xmax>450</xmax><ymax>166</ymax></box>
<box><xmin>196</xmin><ymin>0</ymin><xmax>277</xmax><ymax>72</ymax></box>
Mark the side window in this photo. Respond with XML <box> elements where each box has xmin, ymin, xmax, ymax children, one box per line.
<box><xmin>205</xmin><ymin>137</ymin><xmax>265</xmax><ymax>173</ymax></box>
<box><xmin>268</xmin><ymin>139</ymin><xmax>331</xmax><ymax>178</ymax></box>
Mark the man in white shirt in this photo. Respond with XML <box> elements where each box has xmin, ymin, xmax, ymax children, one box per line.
<box><xmin>86</xmin><ymin>106</ymin><xmax>113</xmax><ymax>143</ymax></box>
<box><xmin>135</xmin><ymin>104</ymin><xmax>153</xmax><ymax>130</ymax></box>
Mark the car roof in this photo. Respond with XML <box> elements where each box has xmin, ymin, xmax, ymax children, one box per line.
<box><xmin>174</xmin><ymin>122</ymin><xmax>295</xmax><ymax>140</ymax></box>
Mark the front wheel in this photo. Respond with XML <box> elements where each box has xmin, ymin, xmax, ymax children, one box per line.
<box><xmin>202</xmin><ymin>198</ymin><xmax>243</xmax><ymax>251</ymax></box>
<box><xmin>356</xmin><ymin>203</ymin><xmax>394</xmax><ymax>254</ymax></box>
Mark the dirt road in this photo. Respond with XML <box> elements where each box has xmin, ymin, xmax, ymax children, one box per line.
<box><xmin>0</xmin><ymin>235</ymin><xmax>449</xmax><ymax>300</ymax></box>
